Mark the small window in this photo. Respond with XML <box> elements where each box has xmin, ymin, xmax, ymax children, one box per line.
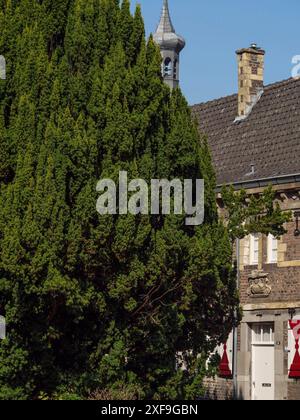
<box><xmin>267</xmin><ymin>234</ymin><xmax>278</xmax><ymax>263</ymax></box>
<box><xmin>252</xmin><ymin>324</ymin><xmax>274</xmax><ymax>344</ymax></box>
<box><xmin>164</xmin><ymin>57</ymin><xmax>172</xmax><ymax>77</ymax></box>
<box><xmin>250</xmin><ymin>233</ymin><xmax>260</xmax><ymax>265</ymax></box>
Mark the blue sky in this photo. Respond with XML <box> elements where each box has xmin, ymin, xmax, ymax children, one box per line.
<box><xmin>132</xmin><ymin>0</ymin><xmax>300</xmax><ymax>105</ymax></box>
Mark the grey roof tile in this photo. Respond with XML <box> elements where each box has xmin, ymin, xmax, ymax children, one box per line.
<box><xmin>191</xmin><ymin>78</ymin><xmax>300</xmax><ymax>186</ymax></box>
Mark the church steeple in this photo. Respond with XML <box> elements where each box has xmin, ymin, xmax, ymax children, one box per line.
<box><xmin>153</xmin><ymin>0</ymin><xmax>185</xmax><ymax>89</ymax></box>
<box><xmin>156</xmin><ymin>0</ymin><xmax>175</xmax><ymax>34</ymax></box>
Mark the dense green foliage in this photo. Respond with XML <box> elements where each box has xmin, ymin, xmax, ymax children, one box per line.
<box><xmin>0</xmin><ymin>0</ymin><xmax>287</xmax><ymax>401</ymax></box>
<box><xmin>222</xmin><ymin>186</ymin><xmax>291</xmax><ymax>242</ymax></box>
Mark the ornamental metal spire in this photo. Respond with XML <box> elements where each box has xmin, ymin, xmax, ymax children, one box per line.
<box><xmin>156</xmin><ymin>0</ymin><xmax>175</xmax><ymax>34</ymax></box>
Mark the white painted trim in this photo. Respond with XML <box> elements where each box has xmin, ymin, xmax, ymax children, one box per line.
<box><xmin>267</xmin><ymin>234</ymin><xmax>278</xmax><ymax>264</ymax></box>
<box><xmin>251</xmin><ymin>323</ymin><xmax>275</xmax><ymax>401</ymax></box>
<box><xmin>249</xmin><ymin>233</ymin><xmax>259</xmax><ymax>265</ymax></box>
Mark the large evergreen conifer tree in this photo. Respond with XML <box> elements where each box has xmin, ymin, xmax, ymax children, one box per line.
<box><xmin>1</xmin><ymin>0</ymin><xmax>285</xmax><ymax>400</ymax></box>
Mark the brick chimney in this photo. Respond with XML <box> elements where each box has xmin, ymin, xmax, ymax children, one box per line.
<box><xmin>236</xmin><ymin>44</ymin><xmax>265</xmax><ymax>119</ymax></box>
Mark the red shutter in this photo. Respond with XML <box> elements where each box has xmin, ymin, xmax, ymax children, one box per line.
<box><xmin>219</xmin><ymin>342</ymin><xmax>232</xmax><ymax>378</ymax></box>
<box><xmin>289</xmin><ymin>320</ymin><xmax>300</xmax><ymax>379</ymax></box>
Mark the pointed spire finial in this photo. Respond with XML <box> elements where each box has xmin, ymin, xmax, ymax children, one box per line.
<box><xmin>153</xmin><ymin>0</ymin><xmax>186</xmax><ymax>89</ymax></box>
<box><xmin>156</xmin><ymin>0</ymin><xmax>175</xmax><ymax>34</ymax></box>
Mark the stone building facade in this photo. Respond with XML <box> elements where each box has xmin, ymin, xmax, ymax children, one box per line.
<box><xmin>192</xmin><ymin>55</ymin><xmax>300</xmax><ymax>401</ymax></box>
<box><xmin>235</xmin><ymin>189</ymin><xmax>300</xmax><ymax>401</ymax></box>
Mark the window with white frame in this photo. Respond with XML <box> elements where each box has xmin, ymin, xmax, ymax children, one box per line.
<box><xmin>249</xmin><ymin>233</ymin><xmax>260</xmax><ymax>265</ymax></box>
<box><xmin>267</xmin><ymin>234</ymin><xmax>278</xmax><ymax>264</ymax></box>
<box><xmin>252</xmin><ymin>324</ymin><xmax>274</xmax><ymax>344</ymax></box>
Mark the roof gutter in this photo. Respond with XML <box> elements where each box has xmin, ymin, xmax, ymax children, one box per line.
<box><xmin>216</xmin><ymin>173</ymin><xmax>300</xmax><ymax>192</ymax></box>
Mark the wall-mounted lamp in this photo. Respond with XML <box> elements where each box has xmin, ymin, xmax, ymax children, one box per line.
<box><xmin>294</xmin><ymin>211</ymin><xmax>300</xmax><ymax>237</ymax></box>
<box><xmin>288</xmin><ymin>308</ymin><xmax>296</xmax><ymax>320</ymax></box>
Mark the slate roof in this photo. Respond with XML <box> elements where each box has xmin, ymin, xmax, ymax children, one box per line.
<box><xmin>192</xmin><ymin>78</ymin><xmax>300</xmax><ymax>187</ymax></box>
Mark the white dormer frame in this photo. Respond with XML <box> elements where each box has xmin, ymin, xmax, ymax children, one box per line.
<box><xmin>249</xmin><ymin>233</ymin><xmax>260</xmax><ymax>265</ymax></box>
<box><xmin>267</xmin><ymin>234</ymin><xmax>278</xmax><ymax>264</ymax></box>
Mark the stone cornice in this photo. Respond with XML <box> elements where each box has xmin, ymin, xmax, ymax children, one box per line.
<box><xmin>243</xmin><ymin>301</ymin><xmax>300</xmax><ymax>311</ymax></box>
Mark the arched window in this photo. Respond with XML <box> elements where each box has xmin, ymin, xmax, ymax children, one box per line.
<box><xmin>173</xmin><ymin>59</ymin><xmax>178</xmax><ymax>79</ymax></box>
<box><xmin>164</xmin><ymin>57</ymin><xmax>172</xmax><ymax>77</ymax></box>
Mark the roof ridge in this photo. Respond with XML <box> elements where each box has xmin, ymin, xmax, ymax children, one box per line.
<box><xmin>192</xmin><ymin>77</ymin><xmax>299</xmax><ymax>108</ymax></box>
<box><xmin>191</xmin><ymin>93</ymin><xmax>237</xmax><ymax>108</ymax></box>
<box><xmin>263</xmin><ymin>76</ymin><xmax>299</xmax><ymax>90</ymax></box>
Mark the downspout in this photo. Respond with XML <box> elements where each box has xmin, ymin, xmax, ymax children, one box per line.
<box><xmin>233</xmin><ymin>238</ymin><xmax>240</xmax><ymax>400</ymax></box>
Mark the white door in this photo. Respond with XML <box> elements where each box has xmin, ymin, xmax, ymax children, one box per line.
<box><xmin>252</xmin><ymin>324</ymin><xmax>275</xmax><ymax>401</ymax></box>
